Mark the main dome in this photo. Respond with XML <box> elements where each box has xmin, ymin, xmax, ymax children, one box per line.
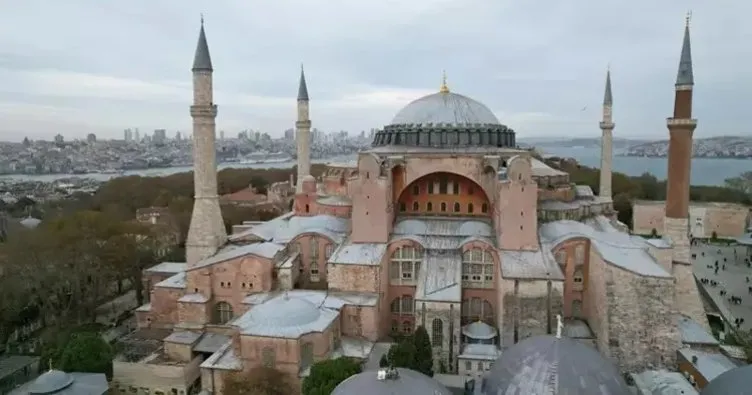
<box><xmin>371</xmin><ymin>87</ymin><xmax>516</xmax><ymax>149</ymax></box>
<box><xmin>390</xmin><ymin>91</ymin><xmax>500</xmax><ymax>126</ymax></box>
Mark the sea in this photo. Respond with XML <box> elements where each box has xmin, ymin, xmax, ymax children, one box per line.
<box><xmin>0</xmin><ymin>148</ymin><xmax>748</xmax><ymax>187</ymax></box>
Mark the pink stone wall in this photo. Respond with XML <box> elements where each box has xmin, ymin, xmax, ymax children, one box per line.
<box><xmin>327</xmin><ymin>264</ymin><xmax>381</xmax><ymax>293</ymax></box>
<box><xmin>210</xmin><ymin>257</ymin><xmax>274</xmax><ymax>310</ymax></box>
<box><xmin>551</xmin><ymin>239</ymin><xmax>590</xmax><ymax>318</ymax></box>
<box><xmin>351</xmin><ymin>154</ymin><xmax>391</xmax><ymax>243</ymax></box>
<box><xmin>149</xmin><ymin>287</ymin><xmax>183</xmax><ymax>327</ymax></box>
<box><xmin>496</xmin><ymin>157</ymin><xmax>538</xmax><ymax>250</ymax></box>
<box><xmin>290</xmin><ymin>234</ymin><xmax>336</xmax><ymax>288</ymax></box>
<box><xmin>583</xmin><ymin>249</ymin><xmax>609</xmax><ymax>353</ymax></box>
<box><xmin>177</xmin><ymin>300</ymin><xmax>209</xmax><ymax>324</ymax></box>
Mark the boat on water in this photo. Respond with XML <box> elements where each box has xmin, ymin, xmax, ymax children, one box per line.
<box><xmin>239</xmin><ymin>151</ymin><xmax>293</xmax><ymax>165</ymax></box>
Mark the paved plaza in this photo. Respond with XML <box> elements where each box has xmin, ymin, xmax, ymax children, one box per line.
<box><xmin>692</xmin><ymin>242</ymin><xmax>752</xmax><ymax>331</ymax></box>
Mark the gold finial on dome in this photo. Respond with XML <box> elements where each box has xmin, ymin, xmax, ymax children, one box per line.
<box><xmin>439</xmin><ymin>70</ymin><xmax>449</xmax><ymax>93</ymax></box>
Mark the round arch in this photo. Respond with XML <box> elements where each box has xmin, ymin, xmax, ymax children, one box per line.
<box><xmin>395</xmin><ymin>171</ymin><xmax>491</xmax><ymax>217</ymax></box>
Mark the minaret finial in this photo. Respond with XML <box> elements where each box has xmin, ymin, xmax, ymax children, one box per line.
<box><xmin>676</xmin><ymin>13</ymin><xmax>694</xmax><ymax>86</ymax></box>
<box><xmin>439</xmin><ymin>70</ymin><xmax>449</xmax><ymax>93</ymax></box>
<box><xmin>192</xmin><ymin>15</ymin><xmax>213</xmax><ymax>72</ymax></box>
<box><xmin>48</xmin><ymin>358</ymin><xmax>53</xmax><ymax>371</ymax></box>
<box><xmin>297</xmin><ymin>64</ymin><xmax>309</xmax><ymax>101</ymax></box>
<box><xmin>200</xmin><ymin>13</ymin><xmax>204</xmax><ymax>25</ymax></box>
<box><xmin>685</xmin><ymin>10</ymin><xmax>692</xmax><ymax>27</ymax></box>
<box><xmin>555</xmin><ymin>314</ymin><xmax>564</xmax><ymax>338</ymax></box>
<box><xmin>603</xmin><ymin>67</ymin><xmax>613</xmax><ymax>106</ymax></box>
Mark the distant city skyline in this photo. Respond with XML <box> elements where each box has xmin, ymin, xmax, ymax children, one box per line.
<box><xmin>0</xmin><ymin>1</ymin><xmax>750</xmax><ymax>140</ymax></box>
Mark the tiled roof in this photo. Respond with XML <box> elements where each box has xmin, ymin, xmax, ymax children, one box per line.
<box><xmin>233</xmin><ymin>293</ymin><xmax>338</xmax><ymax>338</ymax></box>
<box><xmin>393</xmin><ymin>217</ymin><xmax>494</xmax><ymax>237</ymax></box>
<box><xmin>328</xmin><ymin>241</ymin><xmax>386</xmax><ymax>266</ymax></box>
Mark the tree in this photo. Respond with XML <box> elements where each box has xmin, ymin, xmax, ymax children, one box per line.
<box><xmin>379</xmin><ymin>354</ymin><xmax>389</xmax><ymax>368</ymax></box>
<box><xmin>58</xmin><ymin>332</ymin><xmax>114</xmax><ymax>378</ymax></box>
<box><xmin>223</xmin><ymin>367</ymin><xmax>294</xmax><ymax>395</ymax></box>
<box><xmin>302</xmin><ymin>357</ymin><xmax>362</xmax><ymax>395</ymax></box>
<box><xmin>385</xmin><ymin>339</ymin><xmax>417</xmax><ymax>370</ymax></box>
<box><xmin>725</xmin><ymin>171</ymin><xmax>752</xmax><ymax>196</ymax></box>
<box><xmin>412</xmin><ymin>326</ymin><xmax>434</xmax><ymax>377</ymax></box>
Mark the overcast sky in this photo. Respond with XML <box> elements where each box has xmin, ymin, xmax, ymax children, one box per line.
<box><xmin>0</xmin><ymin>1</ymin><xmax>749</xmax><ymax>141</ymax></box>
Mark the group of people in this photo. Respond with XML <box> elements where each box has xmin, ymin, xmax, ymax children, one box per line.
<box><xmin>693</xmin><ymin>243</ymin><xmax>751</xmax><ymax>330</ymax></box>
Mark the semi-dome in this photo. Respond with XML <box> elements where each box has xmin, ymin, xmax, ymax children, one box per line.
<box><xmin>29</xmin><ymin>370</ymin><xmax>74</xmax><ymax>394</ymax></box>
<box><xmin>332</xmin><ymin>367</ymin><xmax>453</xmax><ymax>395</ymax></box>
<box><xmin>391</xmin><ymin>91</ymin><xmax>500</xmax><ymax>126</ymax></box>
<box><xmin>701</xmin><ymin>364</ymin><xmax>752</xmax><ymax>395</ymax></box>
<box><xmin>248</xmin><ymin>295</ymin><xmax>321</xmax><ymax>327</ymax></box>
<box><xmin>481</xmin><ymin>335</ymin><xmax>630</xmax><ymax>395</ymax></box>
<box><xmin>371</xmin><ymin>83</ymin><xmax>516</xmax><ymax>149</ymax></box>
<box><xmin>20</xmin><ymin>216</ymin><xmax>41</xmax><ymax>229</ymax></box>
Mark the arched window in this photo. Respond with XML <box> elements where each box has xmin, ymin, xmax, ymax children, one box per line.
<box><xmin>412</xmin><ymin>201</ymin><xmax>419</xmax><ymax>211</ymax></box>
<box><xmin>310</xmin><ymin>238</ymin><xmax>320</xmax><ymax>281</ymax></box>
<box><xmin>454</xmin><ymin>202</ymin><xmax>461</xmax><ymax>213</ymax></box>
<box><xmin>461</xmin><ymin>248</ymin><xmax>494</xmax><ymax>287</ymax></box>
<box><xmin>461</xmin><ymin>297</ymin><xmax>494</xmax><ymax>325</ymax></box>
<box><xmin>468</xmin><ymin>203</ymin><xmax>474</xmax><ymax>214</ymax></box>
<box><xmin>261</xmin><ymin>347</ymin><xmax>275</xmax><ymax>368</ymax></box>
<box><xmin>305</xmin><ymin>204</ymin><xmax>310</xmax><ymax>213</ymax></box>
<box><xmin>481</xmin><ymin>203</ymin><xmax>488</xmax><ymax>213</ymax></box>
<box><xmin>390</xmin><ymin>296</ymin><xmax>414</xmax><ymax>315</ymax></box>
<box><xmin>412</xmin><ymin>184</ymin><xmax>420</xmax><ymax>195</ymax></box>
<box><xmin>214</xmin><ymin>301</ymin><xmax>234</xmax><ymax>324</ymax></box>
<box><xmin>427</xmin><ymin>202</ymin><xmax>433</xmax><ymax>212</ymax></box>
<box><xmin>432</xmin><ymin>318</ymin><xmax>443</xmax><ymax>346</ymax></box>
<box><xmin>300</xmin><ymin>342</ymin><xmax>314</xmax><ymax>369</ymax></box>
<box><xmin>441</xmin><ymin>202</ymin><xmax>447</xmax><ymax>212</ymax></box>
<box><xmin>389</xmin><ymin>246</ymin><xmax>422</xmax><ymax>285</ymax></box>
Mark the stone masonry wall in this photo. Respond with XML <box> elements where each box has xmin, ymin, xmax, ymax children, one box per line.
<box><xmin>605</xmin><ymin>266</ymin><xmax>680</xmax><ymax>373</ymax></box>
<box><xmin>500</xmin><ymin>279</ymin><xmax>562</xmax><ymax>347</ymax></box>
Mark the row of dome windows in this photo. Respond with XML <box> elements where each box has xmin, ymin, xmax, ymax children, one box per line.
<box><xmin>399</xmin><ymin>201</ymin><xmax>489</xmax><ymax>214</ymax></box>
<box><xmin>410</xmin><ymin>179</ymin><xmax>478</xmax><ymax>196</ymax></box>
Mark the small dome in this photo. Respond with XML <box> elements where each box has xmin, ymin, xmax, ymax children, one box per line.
<box><xmin>248</xmin><ymin>295</ymin><xmax>321</xmax><ymax>328</ymax></box>
<box><xmin>482</xmin><ymin>335</ymin><xmax>630</xmax><ymax>395</ymax></box>
<box><xmin>332</xmin><ymin>368</ymin><xmax>453</xmax><ymax>395</ymax></box>
<box><xmin>29</xmin><ymin>370</ymin><xmax>74</xmax><ymax>394</ymax></box>
<box><xmin>20</xmin><ymin>216</ymin><xmax>41</xmax><ymax>228</ymax></box>
<box><xmin>701</xmin><ymin>364</ymin><xmax>752</xmax><ymax>395</ymax></box>
<box><xmin>391</xmin><ymin>91</ymin><xmax>499</xmax><ymax>126</ymax></box>
<box><xmin>302</xmin><ymin>175</ymin><xmax>316</xmax><ymax>182</ymax></box>
<box><xmin>462</xmin><ymin>321</ymin><xmax>497</xmax><ymax>340</ymax></box>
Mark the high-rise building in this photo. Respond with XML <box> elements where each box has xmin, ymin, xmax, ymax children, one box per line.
<box><xmin>153</xmin><ymin>129</ymin><xmax>167</xmax><ymax>144</ymax></box>
<box><xmin>124</xmin><ymin>128</ymin><xmax>133</xmax><ymax>142</ymax></box>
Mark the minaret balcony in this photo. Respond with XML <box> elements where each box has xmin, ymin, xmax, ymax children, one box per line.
<box><xmin>190</xmin><ymin>105</ymin><xmax>218</xmax><ymax>118</ymax></box>
<box><xmin>666</xmin><ymin>118</ymin><xmax>697</xmax><ymax>127</ymax></box>
<box><xmin>599</xmin><ymin>122</ymin><xmax>615</xmax><ymax>129</ymax></box>
<box><xmin>296</xmin><ymin>120</ymin><xmax>312</xmax><ymax>129</ymax></box>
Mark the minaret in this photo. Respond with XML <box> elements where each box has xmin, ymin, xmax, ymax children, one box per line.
<box><xmin>599</xmin><ymin>68</ymin><xmax>614</xmax><ymax>201</ymax></box>
<box><xmin>186</xmin><ymin>17</ymin><xmax>227</xmax><ymax>267</ymax></box>
<box><xmin>665</xmin><ymin>14</ymin><xmax>707</xmax><ymax>328</ymax></box>
<box><xmin>296</xmin><ymin>65</ymin><xmax>312</xmax><ymax>193</ymax></box>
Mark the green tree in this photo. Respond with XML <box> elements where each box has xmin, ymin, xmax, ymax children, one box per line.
<box><xmin>58</xmin><ymin>331</ymin><xmax>114</xmax><ymax>378</ymax></box>
<box><xmin>385</xmin><ymin>339</ymin><xmax>418</xmax><ymax>370</ymax></box>
<box><xmin>223</xmin><ymin>367</ymin><xmax>294</xmax><ymax>395</ymax></box>
<box><xmin>379</xmin><ymin>354</ymin><xmax>389</xmax><ymax>368</ymax></box>
<box><xmin>412</xmin><ymin>326</ymin><xmax>434</xmax><ymax>377</ymax></box>
<box><xmin>302</xmin><ymin>357</ymin><xmax>362</xmax><ymax>395</ymax></box>
<box><xmin>724</xmin><ymin>171</ymin><xmax>752</xmax><ymax>196</ymax></box>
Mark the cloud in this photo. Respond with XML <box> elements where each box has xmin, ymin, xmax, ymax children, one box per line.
<box><xmin>0</xmin><ymin>0</ymin><xmax>750</xmax><ymax>140</ymax></box>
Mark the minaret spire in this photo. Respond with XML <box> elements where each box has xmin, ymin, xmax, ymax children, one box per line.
<box><xmin>192</xmin><ymin>16</ymin><xmax>213</xmax><ymax>72</ymax></box>
<box><xmin>295</xmin><ymin>65</ymin><xmax>312</xmax><ymax>193</ymax></box>
<box><xmin>676</xmin><ymin>11</ymin><xmax>694</xmax><ymax>86</ymax></box>
<box><xmin>599</xmin><ymin>67</ymin><xmax>615</xmax><ymax>201</ymax></box>
<box><xmin>186</xmin><ymin>17</ymin><xmax>226</xmax><ymax>267</ymax></box>
<box><xmin>298</xmin><ymin>64</ymin><xmax>309</xmax><ymax>101</ymax></box>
